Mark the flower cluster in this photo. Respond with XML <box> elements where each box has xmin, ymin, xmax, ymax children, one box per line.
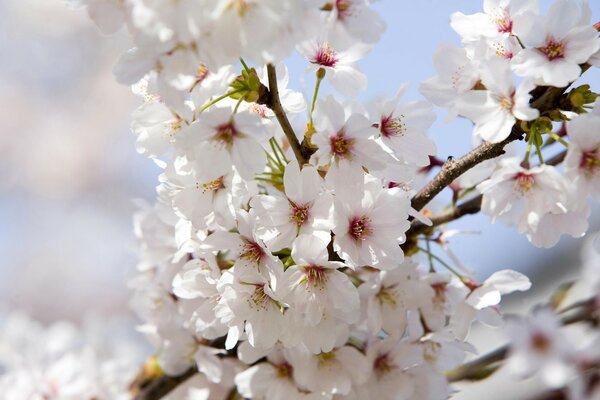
<box><xmin>422</xmin><ymin>0</ymin><xmax>600</xmax><ymax>248</ymax></box>
<box><xmin>70</xmin><ymin>0</ymin><xmax>600</xmax><ymax>398</ymax></box>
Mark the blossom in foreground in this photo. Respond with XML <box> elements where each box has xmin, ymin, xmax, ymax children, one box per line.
<box><xmin>282</xmin><ymin>235</ymin><xmax>360</xmax><ymax>353</ymax></box>
<box><xmin>477</xmin><ymin>158</ymin><xmax>579</xmax><ymax>245</ymax></box>
<box><xmin>373</xmin><ymin>84</ymin><xmax>437</xmax><ymax>167</ymax></box>
<box><xmin>511</xmin><ymin>0</ymin><xmax>600</xmax><ymax>87</ymax></box>
<box><xmin>458</xmin><ymin>59</ymin><xmax>539</xmax><ymax>143</ymax></box>
<box><xmin>332</xmin><ymin>173</ymin><xmax>411</xmax><ymax>270</ymax></box>
<box><xmin>450</xmin><ymin>0</ymin><xmax>539</xmax><ymax>43</ymax></box>
<box><xmin>250</xmin><ymin>160</ymin><xmax>333</xmax><ymax>251</ymax></box>
<box><xmin>298</xmin><ymin>40</ymin><xmax>370</xmax><ymax>97</ymax></box>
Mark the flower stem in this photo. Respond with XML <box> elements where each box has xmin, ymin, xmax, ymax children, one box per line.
<box><xmin>239</xmin><ymin>57</ymin><xmax>251</xmax><ymax>74</ymax></box>
<box><xmin>198</xmin><ymin>89</ymin><xmax>245</xmax><ymax>113</ymax></box>
<box><xmin>309</xmin><ymin>68</ymin><xmax>326</xmax><ymax>129</ymax></box>
<box><xmin>547</xmin><ymin>130</ymin><xmax>569</xmax><ymax>148</ymax></box>
<box><xmin>417</xmin><ymin>246</ymin><xmax>465</xmax><ymax>281</ymax></box>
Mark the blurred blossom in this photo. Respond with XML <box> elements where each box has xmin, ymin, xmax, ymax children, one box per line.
<box><xmin>0</xmin><ymin>0</ymin><xmax>155</xmax><ymax>323</ymax></box>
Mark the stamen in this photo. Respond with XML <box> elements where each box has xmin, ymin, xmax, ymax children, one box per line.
<box><xmin>540</xmin><ymin>39</ymin><xmax>564</xmax><ymax>61</ymax></box>
<box><xmin>380</xmin><ymin>114</ymin><xmax>406</xmax><ymax>138</ymax></box>
<box><xmin>313</xmin><ymin>44</ymin><xmax>338</xmax><ymax>67</ymax></box>
<box><xmin>349</xmin><ymin>216</ymin><xmax>372</xmax><ymax>241</ymax></box>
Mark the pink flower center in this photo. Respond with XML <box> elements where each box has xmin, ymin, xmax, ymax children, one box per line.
<box><xmin>276</xmin><ymin>362</ymin><xmax>293</xmax><ymax>378</ymax></box>
<box><xmin>213</xmin><ymin>122</ymin><xmax>239</xmax><ymax>147</ymax></box>
<box><xmin>513</xmin><ymin>172</ymin><xmax>535</xmax><ymax>194</ymax></box>
<box><xmin>289</xmin><ymin>203</ymin><xmax>310</xmax><ymax>227</ymax></box>
<box><xmin>330</xmin><ymin>131</ymin><xmax>354</xmax><ymax>159</ymax></box>
<box><xmin>304</xmin><ymin>265</ymin><xmax>328</xmax><ymax>288</ymax></box>
<box><xmin>313</xmin><ymin>44</ymin><xmax>338</xmax><ymax>67</ymax></box>
<box><xmin>248</xmin><ymin>103</ymin><xmax>270</xmax><ymax>119</ymax></box>
<box><xmin>491</xmin><ymin>42</ymin><xmax>513</xmax><ymax>59</ymax></box>
<box><xmin>248</xmin><ymin>284</ymin><xmax>270</xmax><ymax>311</ymax></box>
<box><xmin>374</xmin><ymin>353</ymin><xmax>395</xmax><ymax>377</ymax></box>
<box><xmin>196</xmin><ymin>64</ymin><xmax>209</xmax><ymax>82</ymax></box>
<box><xmin>530</xmin><ymin>331</ymin><xmax>551</xmax><ymax>353</ymax></box>
<box><xmin>380</xmin><ymin>114</ymin><xmax>406</xmax><ymax>138</ymax></box>
<box><xmin>540</xmin><ymin>39</ymin><xmax>565</xmax><ymax>61</ymax></box>
<box><xmin>240</xmin><ymin>240</ymin><xmax>265</xmax><ymax>265</ymax></box>
<box><xmin>376</xmin><ymin>285</ymin><xmax>399</xmax><ymax>307</ymax></box>
<box><xmin>197</xmin><ymin>176</ymin><xmax>226</xmax><ymax>192</ymax></box>
<box><xmin>579</xmin><ymin>149</ymin><xmax>600</xmax><ymax>176</ymax></box>
<box><xmin>349</xmin><ymin>216</ymin><xmax>372</xmax><ymax>241</ymax></box>
<box><xmin>495</xmin><ymin>16</ymin><xmax>512</xmax><ymax>33</ymax></box>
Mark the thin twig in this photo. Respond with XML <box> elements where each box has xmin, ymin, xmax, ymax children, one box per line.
<box><xmin>132</xmin><ymin>368</ymin><xmax>196</xmax><ymax>400</ymax></box>
<box><xmin>406</xmin><ymin>148</ymin><xmax>568</xmax><ymax>238</ymax></box>
<box><xmin>266</xmin><ymin>64</ymin><xmax>308</xmax><ymax>165</ymax></box>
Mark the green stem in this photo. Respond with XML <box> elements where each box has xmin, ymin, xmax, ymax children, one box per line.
<box><xmin>309</xmin><ymin>69</ymin><xmax>325</xmax><ymax>128</ymax></box>
<box><xmin>547</xmin><ymin>131</ymin><xmax>569</xmax><ymax>147</ymax></box>
<box><xmin>269</xmin><ymin>138</ymin><xmax>284</xmax><ymax>167</ymax></box>
<box><xmin>515</xmin><ymin>35</ymin><xmax>526</xmax><ymax>49</ymax></box>
<box><xmin>534</xmin><ymin>136</ymin><xmax>545</xmax><ymax>165</ymax></box>
<box><xmin>417</xmin><ymin>246</ymin><xmax>465</xmax><ymax>281</ymax></box>
<box><xmin>198</xmin><ymin>89</ymin><xmax>245</xmax><ymax>113</ymax></box>
<box><xmin>233</xmin><ymin>97</ymin><xmax>244</xmax><ymax>114</ymax></box>
<box><xmin>239</xmin><ymin>58</ymin><xmax>251</xmax><ymax>74</ymax></box>
<box><xmin>425</xmin><ymin>240</ymin><xmax>435</xmax><ymax>273</ymax></box>
<box><xmin>523</xmin><ymin>135</ymin><xmax>534</xmax><ymax>166</ymax></box>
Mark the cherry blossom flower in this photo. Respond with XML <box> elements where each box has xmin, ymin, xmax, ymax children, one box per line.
<box><xmin>281</xmin><ymin>235</ymin><xmax>360</xmax><ymax>353</ymax></box>
<box><xmin>310</xmin><ymin>97</ymin><xmax>391</xmax><ymax>180</ymax></box>
<box><xmin>450</xmin><ymin>0</ymin><xmax>539</xmax><ymax>43</ymax></box>
<box><xmin>215</xmin><ymin>266</ymin><xmax>286</xmax><ymax>350</ymax></box>
<box><xmin>298</xmin><ymin>40</ymin><xmax>370</xmax><ymax>97</ymax></box>
<box><xmin>420</xmin><ymin>43</ymin><xmax>480</xmax><ymax>114</ymax></box>
<box><xmin>511</xmin><ymin>0</ymin><xmax>600</xmax><ymax>87</ymax></box>
<box><xmin>373</xmin><ymin>84</ymin><xmax>437</xmax><ymax>167</ymax></box>
<box><xmin>286</xmin><ymin>344</ymin><xmax>370</xmax><ymax>396</ymax></box>
<box><xmin>451</xmin><ymin>269</ymin><xmax>531</xmax><ymax>339</ymax></box>
<box><xmin>179</xmin><ymin>106</ymin><xmax>267</xmax><ymax>180</ymax></box>
<box><xmin>322</xmin><ymin>0</ymin><xmax>386</xmax><ymax>44</ymax></box>
<box><xmin>250</xmin><ymin>160</ymin><xmax>333</xmax><ymax>251</ymax></box>
<box><xmin>477</xmin><ymin>158</ymin><xmax>576</xmax><ymax>243</ymax></box>
<box><xmin>332</xmin><ymin>173</ymin><xmax>411</xmax><ymax>270</ymax></box>
<box><xmin>458</xmin><ymin>58</ymin><xmax>539</xmax><ymax>143</ymax></box>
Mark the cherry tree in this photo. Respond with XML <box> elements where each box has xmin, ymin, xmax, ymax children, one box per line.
<box><xmin>11</xmin><ymin>0</ymin><xmax>600</xmax><ymax>398</ymax></box>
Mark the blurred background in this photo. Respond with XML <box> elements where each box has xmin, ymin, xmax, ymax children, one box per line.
<box><xmin>0</xmin><ymin>0</ymin><xmax>599</xmax><ymax>398</ymax></box>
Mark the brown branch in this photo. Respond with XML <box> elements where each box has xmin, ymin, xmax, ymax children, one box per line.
<box><xmin>410</xmin><ymin>132</ymin><xmax>520</xmax><ymax>212</ymax></box>
<box><xmin>408</xmin><ymin>195</ymin><xmax>483</xmax><ymax>237</ymax></box>
<box><xmin>266</xmin><ymin>64</ymin><xmax>308</xmax><ymax>165</ymax></box>
<box><xmin>131</xmin><ymin>367</ymin><xmax>196</xmax><ymax>400</ymax></box>
<box><xmin>407</xmin><ymin>148</ymin><xmax>568</xmax><ymax>238</ymax></box>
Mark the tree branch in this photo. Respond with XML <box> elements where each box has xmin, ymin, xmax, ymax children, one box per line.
<box><xmin>410</xmin><ymin>74</ymin><xmax>587</xmax><ymax>213</ymax></box>
<box><xmin>266</xmin><ymin>64</ymin><xmax>308</xmax><ymax>165</ymax></box>
<box><xmin>407</xmin><ymin>148</ymin><xmax>568</xmax><ymax>237</ymax></box>
<box><xmin>131</xmin><ymin>367</ymin><xmax>196</xmax><ymax>400</ymax></box>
